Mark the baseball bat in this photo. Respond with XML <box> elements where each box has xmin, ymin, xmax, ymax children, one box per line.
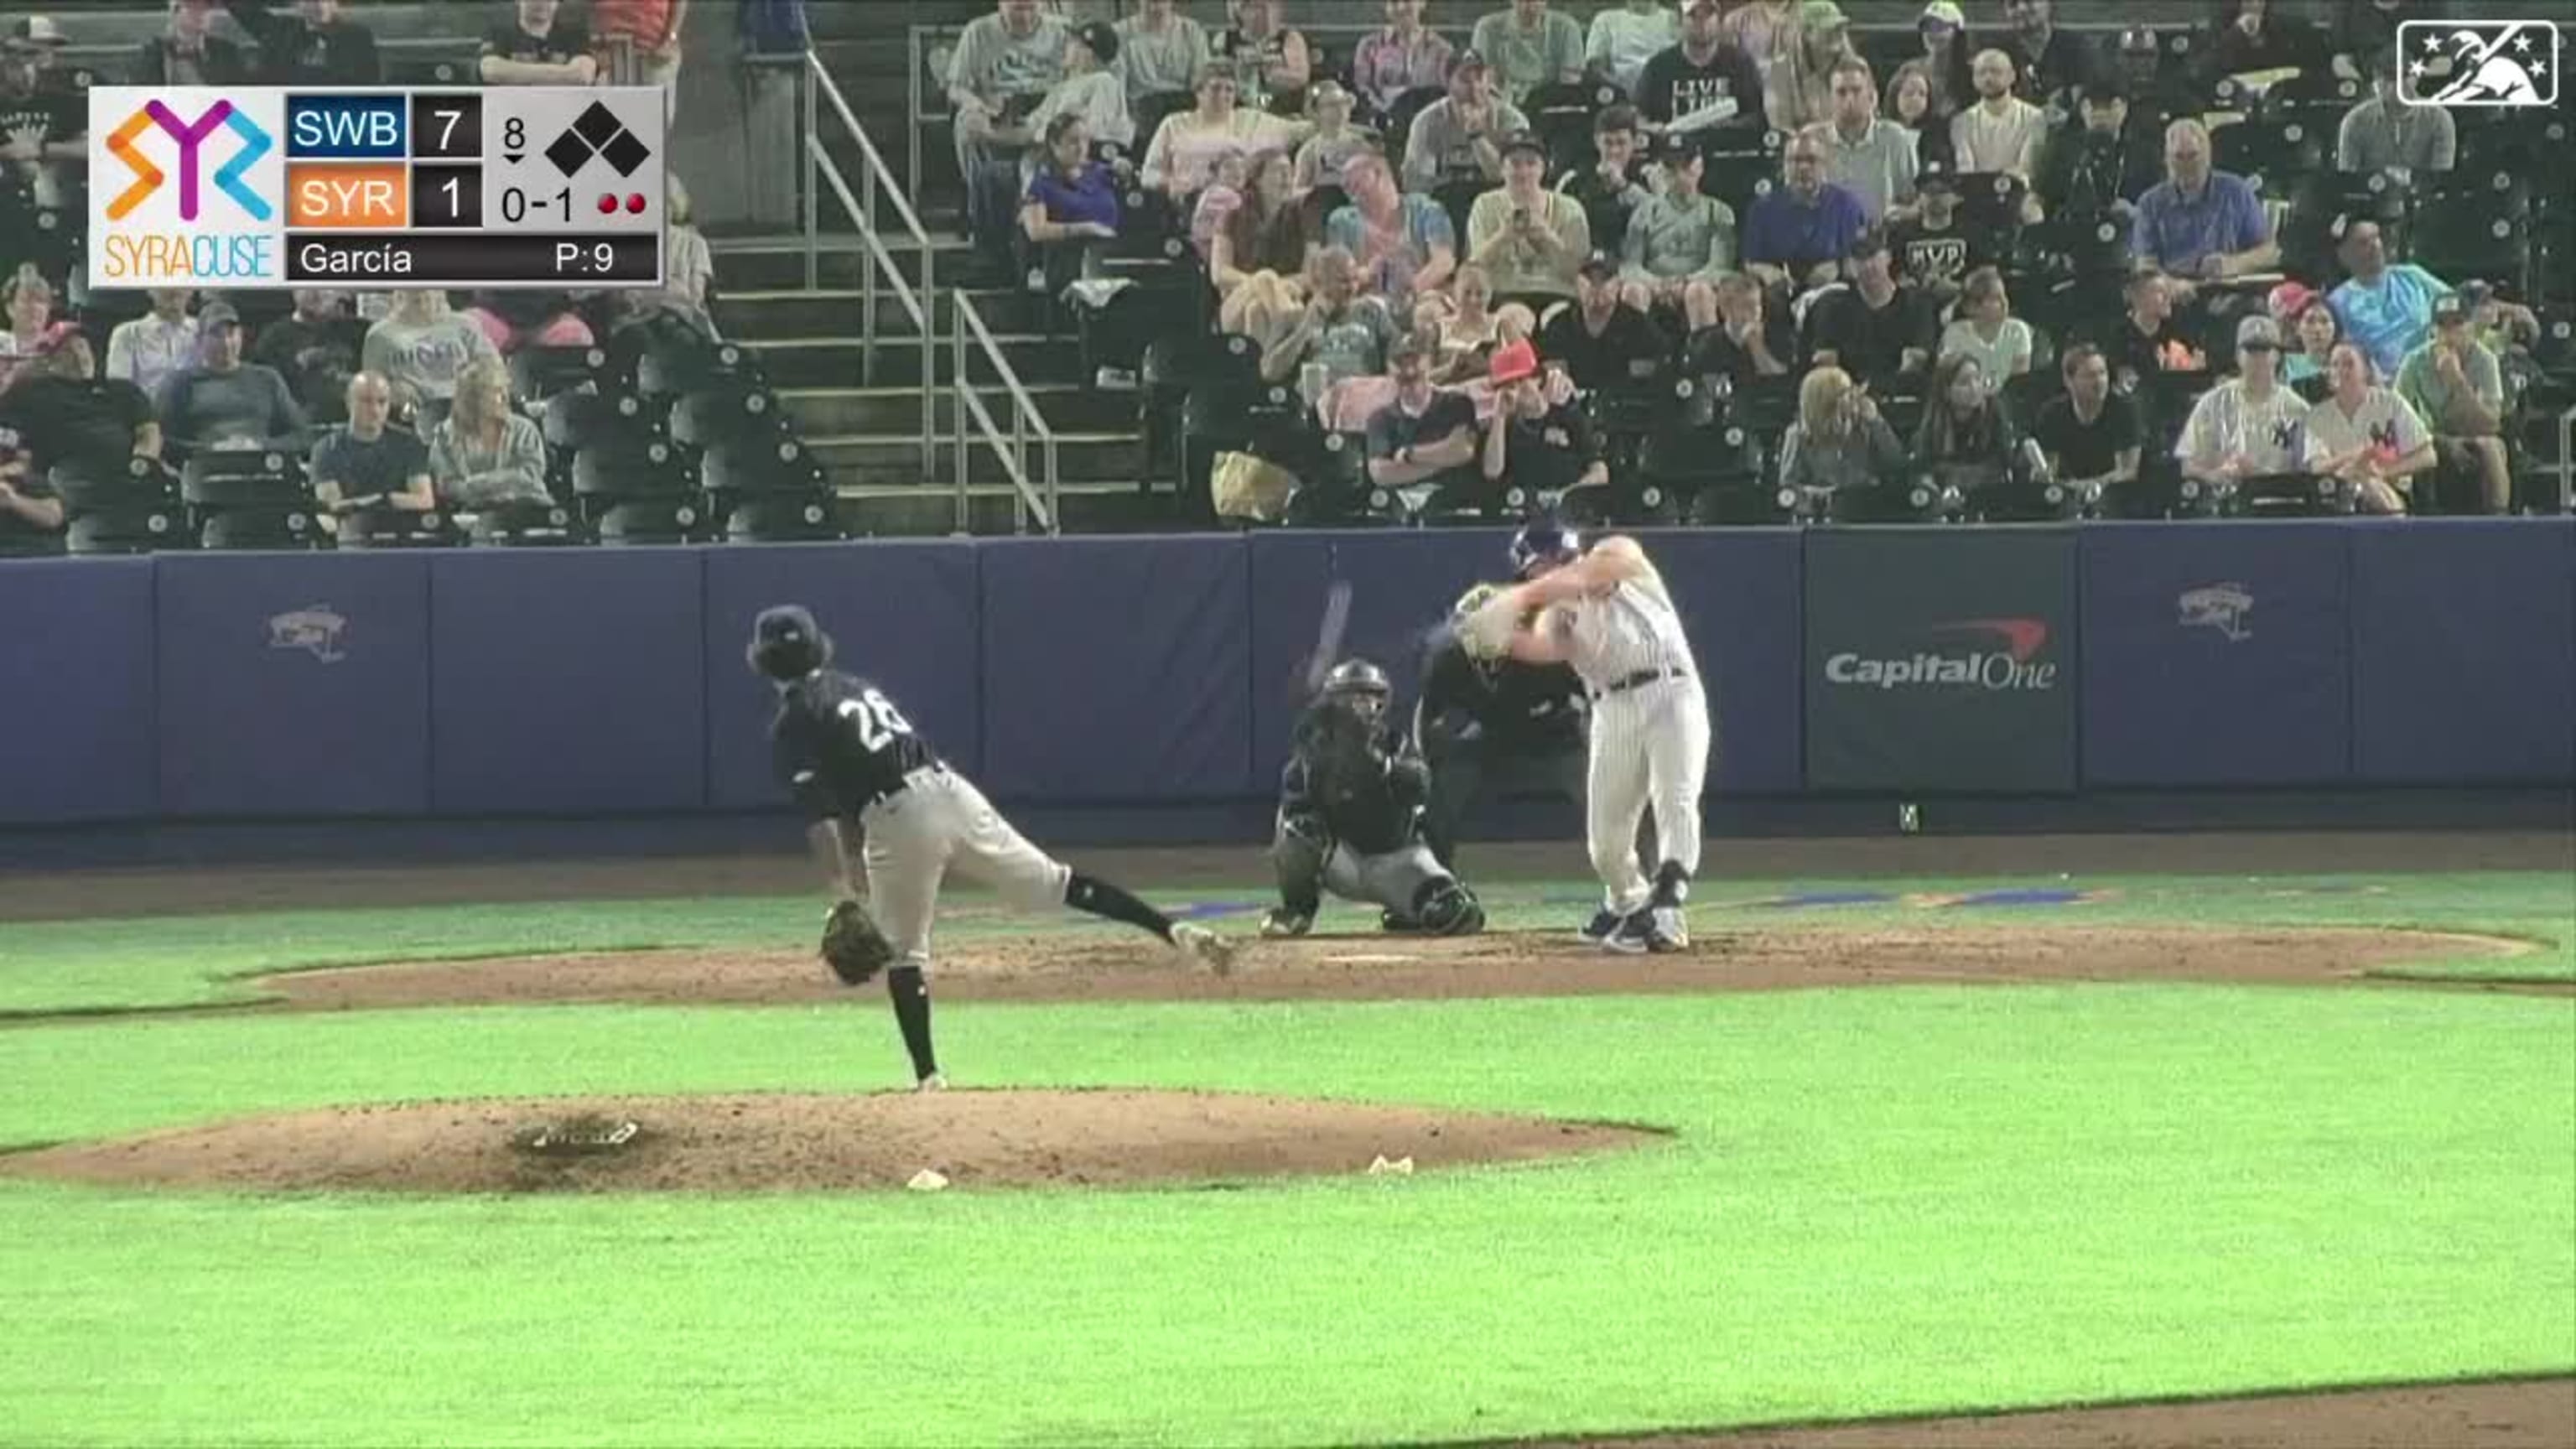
<box><xmin>1304</xmin><ymin>579</ymin><xmax>1353</xmax><ymax>693</ymax></box>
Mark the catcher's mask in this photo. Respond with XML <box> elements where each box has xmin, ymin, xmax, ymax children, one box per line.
<box><xmin>1322</xmin><ymin>657</ymin><xmax>1392</xmax><ymax>724</ymax></box>
<box><xmin>748</xmin><ymin>605</ymin><xmax>834</xmax><ymax>681</ymax></box>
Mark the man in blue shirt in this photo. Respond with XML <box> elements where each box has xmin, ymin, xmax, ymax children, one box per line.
<box><xmin>1742</xmin><ymin>130</ymin><xmax>1870</xmax><ymax>295</ymax></box>
<box><xmin>2131</xmin><ymin>117</ymin><xmax>2277</xmax><ymax>281</ymax></box>
<box><xmin>2327</xmin><ymin>219</ymin><xmax>2449</xmax><ymax>382</ymax></box>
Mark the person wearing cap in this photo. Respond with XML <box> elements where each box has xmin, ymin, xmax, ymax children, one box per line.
<box><xmin>1349</xmin><ymin>0</ymin><xmax>1452</xmax><ymax>121</ymax></box>
<box><xmin>1535</xmin><ymin>257</ymin><xmax>1668</xmax><ymax>391</ymax></box>
<box><xmin>1764</xmin><ymin>0</ymin><xmax>1860</xmax><ymax>134</ymax></box>
<box><xmin>2111</xmin><ymin>23</ymin><xmax>2186</xmax><ymax>118</ymax></box>
<box><xmin>2305</xmin><ymin>340</ymin><xmax>2432</xmax><ymax>513</ymax></box>
<box><xmin>1400</xmin><ymin>49</ymin><xmax>1529</xmax><ymax>191</ymax></box>
<box><xmin>1365</xmin><ymin>331</ymin><xmax>1484</xmax><ymax>501</ymax></box>
<box><xmin>2336</xmin><ymin>46</ymin><xmax>2455</xmax><ymax>181</ymax></box>
<box><xmin>1618</xmin><ymin>135</ymin><xmax>1736</xmax><ymax>325</ymax></box>
<box><xmin>1114</xmin><ymin>0</ymin><xmax>1211</xmax><ymax>110</ymax></box>
<box><xmin>130</xmin><ymin>0</ymin><xmax>250</xmax><ymax>85</ymax></box>
<box><xmin>1740</xmin><ymin>129</ymin><xmax>1871</xmax><ymax>293</ymax></box>
<box><xmin>0</xmin><ymin>321</ymin><xmax>159</xmax><ymax>483</ymax></box>
<box><xmin>1555</xmin><ymin>105</ymin><xmax>1651</xmax><ymax>262</ymax></box>
<box><xmin>1635</xmin><ymin>0</ymin><xmax>1764</xmax><ymax>136</ymax></box>
<box><xmin>1259</xmin><ymin>247</ymin><xmax>1400</xmax><ymax>392</ymax></box>
<box><xmin>1026</xmin><ymin>20</ymin><xmax>1136</xmax><ymax>150</ymax></box>
<box><xmin>2175</xmin><ymin>314</ymin><xmax>2319</xmax><ymax>488</ymax></box>
<box><xmin>1815</xmin><ymin>56</ymin><xmax>1920</xmax><ymax>225</ymax></box>
<box><xmin>1325</xmin><ymin>152</ymin><xmax>1461</xmax><ymax>310</ymax></box>
<box><xmin>2396</xmin><ymin>296</ymin><xmax>2511</xmax><ymax>514</ymax></box>
<box><xmin>1213</xmin><ymin>0</ymin><xmax>1311</xmax><ymax>115</ymax></box>
<box><xmin>2000</xmin><ymin>0</ymin><xmax>2098</xmax><ymax>109</ymax></box>
<box><xmin>1584</xmin><ymin>0</ymin><xmax>1679</xmax><ymax>97</ymax></box>
<box><xmin>1481</xmin><ymin>336</ymin><xmax>1606</xmax><ymax>503</ymax></box>
<box><xmin>1950</xmin><ymin>49</ymin><xmax>2044</xmax><ymax>182</ymax></box>
<box><xmin>222</xmin><ymin>0</ymin><xmax>381</xmax><ymax>85</ymax></box>
<box><xmin>948</xmin><ymin>2</ymin><xmax>1070</xmax><ymax>257</ymax></box>
<box><xmin>2037</xmin><ymin>80</ymin><xmax>2158</xmax><ymax>223</ymax></box>
<box><xmin>1466</xmin><ymin>132</ymin><xmax>1592</xmax><ymax>304</ymax></box>
<box><xmin>2131</xmin><ymin>118</ymin><xmax>2277</xmax><ymax>282</ymax></box>
<box><xmin>1470</xmin><ymin>0</ymin><xmax>1585</xmax><ymax>106</ymax></box>
<box><xmin>1912</xmin><ymin>2</ymin><xmax>1973</xmax><ymax>117</ymax></box>
<box><xmin>1293</xmin><ymin>80</ymin><xmax>1375</xmax><ymax>192</ymax></box>
<box><xmin>1887</xmin><ymin>155</ymin><xmax>1991</xmax><ymax>303</ymax></box>
<box><xmin>105</xmin><ymin>290</ymin><xmax>202</xmax><ymax>404</ymax></box>
<box><xmin>2032</xmin><ymin>343</ymin><xmax>2142</xmax><ymax>499</ymax></box>
<box><xmin>156</xmin><ymin>303</ymin><xmax>307</xmax><ymax>455</ymax></box>
<box><xmin>1806</xmin><ymin>229</ymin><xmax>1935</xmax><ymax>389</ymax></box>
<box><xmin>252</xmin><ymin>288</ymin><xmax>363</xmax><ymax>426</ymax></box>
<box><xmin>2326</xmin><ymin>219</ymin><xmax>2448</xmax><ymax>382</ymax></box>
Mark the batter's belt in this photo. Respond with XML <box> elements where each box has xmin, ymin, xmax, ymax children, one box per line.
<box><xmin>1589</xmin><ymin>666</ymin><xmax>1691</xmax><ymax>703</ymax></box>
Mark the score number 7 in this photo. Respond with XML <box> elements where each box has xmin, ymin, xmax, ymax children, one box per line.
<box><xmin>436</xmin><ymin>107</ymin><xmax>465</xmax><ymax>152</ymax></box>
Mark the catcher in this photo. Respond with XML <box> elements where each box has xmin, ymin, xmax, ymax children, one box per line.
<box><xmin>753</xmin><ymin>605</ymin><xmax>1233</xmax><ymax>1091</ymax></box>
<box><xmin>1261</xmin><ymin>659</ymin><xmax>1485</xmax><ymax>938</ymax></box>
<box><xmin>1415</xmin><ymin>583</ymin><xmax>1591</xmax><ymax>872</ymax></box>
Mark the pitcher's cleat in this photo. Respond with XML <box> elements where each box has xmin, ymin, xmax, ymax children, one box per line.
<box><xmin>916</xmin><ymin>1072</ymin><xmax>948</xmax><ymax>1093</ymax></box>
<box><xmin>1259</xmin><ymin>908</ymin><xmax>1313</xmax><ymax>939</ymax></box>
<box><xmin>1173</xmin><ymin>922</ymin><xmax>1238</xmax><ymax>974</ymax></box>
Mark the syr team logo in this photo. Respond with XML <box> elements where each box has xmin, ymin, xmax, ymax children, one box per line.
<box><xmin>88</xmin><ymin>88</ymin><xmax>288</xmax><ymax>288</ymax></box>
<box><xmin>2399</xmin><ymin>21</ymin><xmax>2561</xmax><ymax>107</ymax></box>
<box><xmin>106</xmin><ymin>98</ymin><xmax>274</xmax><ymax>222</ymax></box>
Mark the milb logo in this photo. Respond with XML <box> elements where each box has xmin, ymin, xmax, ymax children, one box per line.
<box><xmin>106</xmin><ymin>99</ymin><xmax>274</xmax><ymax>222</ymax></box>
<box><xmin>1825</xmin><ymin>619</ymin><xmax>2059</xmax><ymax>692</ymax></box>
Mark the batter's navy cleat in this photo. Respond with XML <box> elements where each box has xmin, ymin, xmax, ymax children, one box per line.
<box><xmin>1259</xmin><ymin>907</ymin><xmax>1312</xmax><ymax>939</ymax></box>
<box><xmin>1645</xmin><ymin>906</ymin><xmax>1688</xmax><ymax>953</ymax></box>
<box><xmin>1601</xmin><ymin>911</ymin><xmax>1654</xmax><ymax>955</ymax></box>
<box><xmin>1578</xmin><ymin>908</ymin><xmax>1625</xmax><ymax>947</ymax></box>
<box><xmin>1173</xmin><ymin>922</ymin><xmax>1237</xmax><ymax>975</ymax></box>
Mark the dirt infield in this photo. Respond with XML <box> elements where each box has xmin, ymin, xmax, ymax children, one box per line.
<box><xmin>250</xmin><ymin>924</ymin><xmax>2557</xmax><ymax>1014</ymax></box>
<box><xmin>0</xmin><ymin>1089</ymin><xmax>1657</xmax><ymax>1194</ymax></box>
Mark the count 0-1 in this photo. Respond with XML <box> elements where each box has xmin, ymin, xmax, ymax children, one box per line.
<box><xmin>502</xmin><ymin>186</ymin><xmax>570</xmax><ymax>222</ymax></box>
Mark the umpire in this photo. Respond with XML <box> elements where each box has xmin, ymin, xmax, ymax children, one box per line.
<box><xmin>1415</xmin><ymin>581</ymin><xmax>1590</xmax><ymax>870</ymax></box>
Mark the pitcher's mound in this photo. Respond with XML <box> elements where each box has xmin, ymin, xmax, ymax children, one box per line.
<box><xmin>0</xmin><ymin>1090</ymin><xmax>1662</xmax><ymax>1195</ymax></box>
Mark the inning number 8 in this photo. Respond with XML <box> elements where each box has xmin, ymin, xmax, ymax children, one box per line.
<box><xmin>837</xmin><ymin>692</ymin><xmax>914</xmax><ymax>751</ymax></box>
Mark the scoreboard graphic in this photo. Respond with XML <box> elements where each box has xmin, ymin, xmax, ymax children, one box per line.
<box><xmin>88</xmin><ymin>86</ymin><xmax>665</xmax><ymax>290</ymax></box>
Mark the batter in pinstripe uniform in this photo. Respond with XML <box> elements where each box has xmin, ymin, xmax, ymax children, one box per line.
<box><xmin>1464</xmin><ymin>521</ymin><xmax>1710</xmax><ymax>953</ymax></box>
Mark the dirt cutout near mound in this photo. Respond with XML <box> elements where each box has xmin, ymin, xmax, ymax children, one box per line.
<box><xmin>0</xmin><ymin>1090</ymin><xmax>1661</xmax><ymax>1194</ymax></box>
<box><xmin>247</xmin><ymin>925</ymin><xmax>2558</xmax><ymax>1015</ymax></box>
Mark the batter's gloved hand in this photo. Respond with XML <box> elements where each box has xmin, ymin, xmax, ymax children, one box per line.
<box><xmin>819</xmin><ymin>898</ymin><xmax>896</xmax><ymax>986</ymax></box>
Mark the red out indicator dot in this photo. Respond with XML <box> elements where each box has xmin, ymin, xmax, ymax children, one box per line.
<box><xmin>596</xmin><ymin>194</ymin><xmax>619</xmax><ymax>215</ymax></box>
<box><xmin>625</xmin><ymin>193</ymin><xmax>648</xmax><ymax>215</ymax></box>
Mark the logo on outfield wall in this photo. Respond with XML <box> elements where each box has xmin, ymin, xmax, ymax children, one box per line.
<box><xmin>267</xmin><ymin>605</ymin><xmax>348</xmax><ymax>663</ymax></box>
<box><xmin>2400</xmin><ymin>21</ymin><xmax>2560</xmax><ymax>107</ymax></box>
<box><xmin>2178</xmin><ymin>584</ymin><xmax>2255</xmax><ymax>642</ymax></box>
<box><xmin>1824</xmin><ymin>618</ymin><xmax>2057</xmax><ymax>692</ymax></box>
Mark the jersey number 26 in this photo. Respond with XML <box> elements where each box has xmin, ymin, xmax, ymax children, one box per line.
<box><xmin>837</xmin><ymin>692</ymin><xmax>916</xmax><ymax>751</ymax></box>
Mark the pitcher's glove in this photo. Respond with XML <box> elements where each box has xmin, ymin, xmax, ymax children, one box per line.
<box><xmin>819</xmin><ymin>899</ymin><xmax>895</xmax><ymax>986</ymax></box>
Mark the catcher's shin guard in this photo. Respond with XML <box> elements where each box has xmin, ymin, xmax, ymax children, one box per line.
<box><xmin>1272</xmin><ymin>812</ymin><xmax>1328</xmax><ymax>916</ymax></box>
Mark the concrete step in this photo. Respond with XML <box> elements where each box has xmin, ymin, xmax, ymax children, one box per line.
<box><xmin>741</xmin><ymin>333</ymin><xmax>1082</xmax><ymax>389</ymax></box>
<box><xmin>709</xmin><ymin>235</ymin><xmax>974</xmax><ymax>293</ymax></box>
<box><xmin>719</xmin><ymin>287</ymin><xmax>1057</xmax><ymax>340</ymax></box>
<box><xmin>815</xmin><ymin>433</ymin><xmax>1142</xmax><ymax>487</ymax></box>
<box><xmin>842</xmin><ymin>482</ymin><xmax>1178</xmax><ymax>538</ymax></box>
<box><xmin>779</xmin><ymin>384</ymin><xmax>1140</xmax><ymax>437</ymax></box>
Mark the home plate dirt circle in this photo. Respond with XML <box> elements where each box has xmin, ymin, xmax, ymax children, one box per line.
<box><xmin>0</xmin><ymin>1091</ymin><xmax>1664</xmax><ymax>1195</ymax></box>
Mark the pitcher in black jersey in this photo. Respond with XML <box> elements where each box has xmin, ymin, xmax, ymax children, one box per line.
<box><xmin>1414</xmin><ymin>583</ymin><xmax>1590</xmax><ymax>871</ymax></box>
<box><xmin>751</xmin><ymin>605</ymin><xmax>1234</xmax><ymax>1090</ymax></box>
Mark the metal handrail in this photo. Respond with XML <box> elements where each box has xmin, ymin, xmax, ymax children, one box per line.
<box><xmin>951</xmin><ymin>293</ymin><xmax>1060</xmax><ymax>536</ymax></box>
<box><xmin>802</xmin><ymin>50</ymin><xmax>937</xmax><ymax>482</ymax></box>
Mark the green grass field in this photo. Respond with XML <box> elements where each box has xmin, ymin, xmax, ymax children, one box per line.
<box><xmin>1</xmin><ymin>867</ymin><xmax>2570</xmax><ymax>1446</ymax></box>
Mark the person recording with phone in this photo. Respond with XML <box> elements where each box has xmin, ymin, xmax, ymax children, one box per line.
<box><xmin>1776</xmin><ymin>364</ymin><xmax>1906</xmax><ymax>501</ymax></box>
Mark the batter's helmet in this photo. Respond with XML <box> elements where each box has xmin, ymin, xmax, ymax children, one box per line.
<box><xmin>1322</xmin><ymin>658</ymin><xmax>1391</xmax><ymax>699</ymax></box>
<box><xmin>748</xmin><ymin>605</ymin><xmax>833</xmax><ymax>680</ymax></box>
<box><xmin>1509</xmin><ymin>518</ymin><xmax>1580</xmax><ymax>578</ymax></box>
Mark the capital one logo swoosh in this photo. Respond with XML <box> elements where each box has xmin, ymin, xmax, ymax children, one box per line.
<box><xmin>106</xmin><ymin>100</ymin><xmax>274</xmax><ymax>223</ymax></box>
<box><xmin>1928</xmin><ymin>618</ymin><xmax>2049</xmax><ymax>662</ymax></box>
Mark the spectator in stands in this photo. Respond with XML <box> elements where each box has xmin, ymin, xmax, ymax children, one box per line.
<box><xmin>2132</xmin><ymin>119</ymin><xmax>2277</xmax><ymax>281</ymax></box>
<box><xmin>1587</xmin><ymin>0</ymin><xmax>1679</xmax><ymax>98</ymax></box>
<box><xmin>0</xmin><ymin>403</ymin><xmax>63</xmax><ymax>538</ymax></box>
<box><xmin>1556</xmin><ymin>105</ymin><xmax>1648</xmax><ymax>262</ymax></box>
<box><xmin>363</xmin><ymin>289</ymin><xmax>500</xmax><ymax>429</ymax></box>
<box><xmin>1536</xmin><ymin>257</ymin><xmax>1665</xmax><ymax>390</ymax></box>
<box><xmin>132</xmin><ymin>0</ymin><xmax>250</xmax><ymax>85</ymax></box>
<box><xmin>1116</xmin><ymin>0</ymin><xmax>1211</xmax><ymax>110</ymax></box>
<box><xmin>1619</xmin><ymin>137</ymin><xmax>1734</xmax><ymax>325</ymax></box>
<box><xmin>1293</xmin><ymin>81</ymin><xmax>1374</xmax><ymax>192</ymax></box>
<box><xmin>0</xmin><ymin>324</ymin><xmax>159</xmax><ymax>475</ymax></box>
<box><xmin>2282</xmin><ymin>294</ymin><xmax>2339</xmax><ymax>396</ymax></box>
<box><xmin>1213</xmin><ymin>150</ymin><xmax>1311</xmax><ymax>330</ymax></box>
<box><xmin>1950</xmin><ymin>49</ymin><xmax>2044</xmax><ymax>181</ymax></box>
<box><xmin>1259</xmin><ymin>247</ymin><xmax>1394</xmax><ymax>388</ymax></box>
<box><xmin>1637</xmin><ymin>0</ymin><xmax>1764</xmax><ymax>136</ymax></box>
<box><xmin>1029</xmin><ymin>21</ymin><xmax>1136</xmax><ymax>152</ymax></box>
<box><xmin>1777</xmin><ymin>363</ymin><xmax>1904</xmax><ymax>497</ymax></box>
<box><xmin>589</xmin><ymin>0</ymin><xmax>688</xmax><ymax>96</ymax></box>
<box><xmin>1403</xmin><ymin>51</ymin><xmax>1524</xmax><ymax>191</ymax></box>
<box><xmin>428</xmin><ymin>358</ymin><xmax>550</xmax><ymax>511</ymax></box>
<box><xmin>223</xmin><ymin>0</ymin><xmax>380</xmax><ymax>85</ymax></box>
<box><xmin>1718</xmin><ymin>0</ymin><xmax>1800</xmax><ymax>80</ymax></box>
<box><xmin>1914</xmin><ymin>353</ymin><xmax>2020</xmax><ymax>483</ymax></box>
<box><xmin>1883</xmin><ymin>60</ymin><xmax>1957</xmax><ymax>174</ymax></box>
<box><xmin>951</xmin><ymin>2</ymin><xmax>1070</xmax><ymax>266</ymax></box>
<box><xmin>105</xmin><ymin>290</ymin><xmax>201</xmax><ymax>402</ymax></box>
<box><xmin>1471</xmin><ymin>0</ymin><xmax>1584</xmax><ymax>105</ymax></box>
<box><xmin>1815</xmin><ymin>58</ymin><xmax>1919</xmax><ymax>225</ymax></box>
<box><xmin>1482</xmin><ymin>339</ymin><xmax>1604</xmax><ymax>502</ymax></box>
<box><xmin>1682</xmin><ymin>271</ymin><xmax>1796</xmax><ymax>386</ymax></box>
<box><xmin>1420</xmin><ymin>264</ymin><xmax>1534</xmax><ymax>383</ymax></box>
<box><xmin>658</xmin><ymin>174</ymin><xmax>719</xmax><ymax>336</ymax></box>
<box><xmin>1742</xmin><ymin>131</ymin><xmax>1870</xmax><ymax>294</ymax></box>
<box><xmin>0</xmin><ymin>267</ymin><xmax>54</xmax><ymax>392</ymax></box>
<box><xmin>2397</xmin><ymin>295</ymin><xmax>2511</xmax><ymax>515</ymax></box>
<box><xmin>1888</xmin><ymin>156</ymin><xmax>1986</xmax><ymax>303</ymax></box>
<box><xmin>251</xmin><ymin>288</ymin><xmax>361</xmax><ymax>425</ymax></box>
<box><xmin>1912</xmin><ymin>2</ymin><xmax>1973</xmax><ymax>117</ymax></box>
<box><xmin>309</xmin><ymin>371</ymin><xmax>434</xmax><ymax>517</ymax></box>
<box><xmin>2038</xmin><ymin>80</ymin><xmax>2158</xmax><ymax>222</ymax></box>
<box><xmin>1765</xmin><ymin>1</ymin><xmax>1857</xmax><ymax>134</ymax></box>
<box><xmin>2210</xmin><ymin>0</ymin><xmax>2320</xmax><ymax>80</ymax></box>
<box><xmin>1024</xmin><ymin>113</ymin><xmax>1122</xmax><ymax>251</ymax></box>
<box><xmin>2326</xmin><ymin>219</ymin><xmax>2446</xmax><ymax>382</ymax></box>
<box><xmin>1215</xmin><ymin>0</ymin><xmax>1310</xmax><ymax>115</ymax></box>
<box><xmin>2177</xmin><ymin>314</ymin><xmax>2313</xmax><ymax>487</ymax></box>
<box><xmin>1145</xmin><ymin>61</ymin><xmax>1301</xmax><ymax>200</ymax></box>
<box><xmin>2307</xmin><ymin>340</ymin><xmax>2431</xmax><ymax>513</ymax></box>
<box><xmin>1807</xmin><ymin>231</ymin><xmax>1934</xmax><ymax>388</ymax></box>
<box><xmin>2111</xmin><ymin>23</ymin><xmax>2187</xmax><ymax>122</ymax></box>
<box><xmin>2106</xmin><ymin>268</ymin><xmax>2204</xmax><ymax>392</ymax></box>
<box><xmin>480</xmin><ymin>0</ymin><xmax>600</xmax><ymax>85</ymax></box>
<box><xmin>2000</xmin><ymin>0</ymin><xmax>2096</xmax><ymax>106</ymax></box>
<box><xmin>1350</xmin><ymin>0</ymin><xmax>1452</xmax><ymax>123</ymax></box>
<box><xmin>465</xmin><ymin>290</ymin><xmax>596</xmax><ymax>358</ymax></box>
<box><xmin>1366</xmin><ymin>332</ymin><xmax>1483</xmax><ymax>501</ymax></box>
<box><xmin>2</xmin><ymin>21</ymin><xmax>83</xmax><ymax>218</ymax></box>
<box><xmin>2330</xmin><ymin>0</ymin><xmax>2421</xmax><ymax>81</ymax></box>
<box><xmin>1467</xmin><ymin>133</ymin><xmax>1590</xmax><ymax>308</ymax></box>
<box><xmin>1937</xmin><ymin>266</ymin><xmax>2032</xmax><ymax>382</ymax></box>
<box><xmin>1327</xmin><ymin>152</ymin><xmax>1458</xmax><ymax>309</ymax></box>
<box><xmin>158</xmin><ymin>303</ymin><xmax>305</xmax><ymax>452</ymax></box>
<box><xmin>2337</xmin><ymin>48</ymin><xmax>2454</xmax><ymax>179</ymax></box>
<box><xmin>2032</xmin><ymin>343</ymin><xmax>2141</xmax><ymax>492</ymax></box>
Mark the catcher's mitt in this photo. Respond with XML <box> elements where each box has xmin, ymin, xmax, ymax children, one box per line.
<box><xmin>819</xmin><ymin>899</ymin><xmax>896</xmax><ymax>986</ymax></box>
